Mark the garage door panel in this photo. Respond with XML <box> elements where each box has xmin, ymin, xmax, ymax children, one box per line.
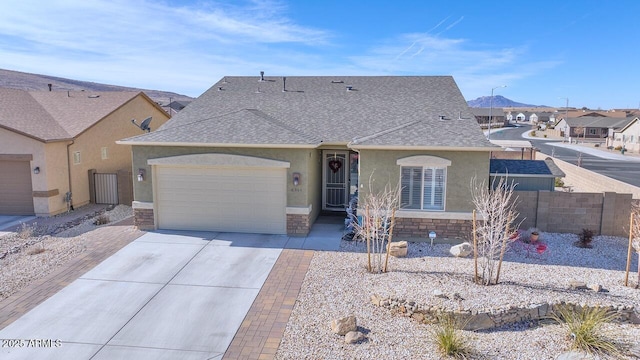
<box><xmin>155</xmin><ymin>165</ymin><xmax>286</xmax><ymax>234</ymax></box>
<box><xmin>0</xmin><ymin>160</ymin><xmax>35</xmax><ymax>215</ymax></box>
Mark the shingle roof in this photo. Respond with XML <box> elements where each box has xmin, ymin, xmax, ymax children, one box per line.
<box><xmin>0</xmin><ymin>89</ymin><xmax>141</xmax><ymax>141</ymax></box>
<box><xmin>565</xmin><ymin>116</ymin><xmax>632</xmax><ymax>129</ymax></box>
<box><xmin>490</xmin><ymin>159</ymin><xmax>561</xmax><ymax>177</ymax></box>
<box><xmin>123</xmin><ymin>76</ymin><xmax>495</xmax><ymax>150</ymax></box>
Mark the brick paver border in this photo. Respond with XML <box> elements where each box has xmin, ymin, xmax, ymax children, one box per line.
<box><xmin>223</xmin><ymin>249</ymin><xmax>314</xmax><ymax>360</ymax></box>
<box><xmin>0</xmin><ymin>218</ymin><xmax>144</xmax><ymax>329</ymax></box>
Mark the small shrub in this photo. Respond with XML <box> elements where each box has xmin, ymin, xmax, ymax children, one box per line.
<box><xmin>614</xmin><ymin>145</ymin><xmax>622</xmax><ymax>151</ymax></box>
<box><xmin>576</xmin><ymin>228</ymin><xmax>595</xmax><ymax>248</ymax></box>
<box><xmin>544</xmin><ymin>134</ymin><xmax>548</xmax><ymax>138</ymax></box>
<box><xmin>431</xmin><ymin>315</ymin><xmax>470</xmax><ymax>359</ymax></box>
<box><xmin>552</xmin><ymin>306</ymin><xmax>620</xmax><ymax>356</ymax></box>
<box><xmin>531</xmin><ymin>130</ymin><xmax>537</xmax><ymax>137</ymax></box>
<box><xmin>18</xmin><ymin>222</ymin><xmax>36</xmax><ymax>239</ymax></box>
<box><xmin>94</xmin><ymin>214</ymin><xmax>110</xmax><ymax>226</ymax></box>
<box><xmin>555</xmin><ymin>177</ymin><xmax>565</xmax><ymax>187</ymax></box>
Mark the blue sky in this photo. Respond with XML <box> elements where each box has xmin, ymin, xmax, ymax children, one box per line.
<box><xmin>0</xmin><ymin>0</ymin><xmax>638</xmax><ymax>109</ymax></box>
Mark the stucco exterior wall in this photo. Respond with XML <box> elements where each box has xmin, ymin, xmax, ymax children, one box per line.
<box><xmin>0</xmin><ymin>128</ymin><xmax>71</xmax><ymax>216</ymax></box>
<box><xmin>69</xmin><ymin>95</ymin><xmax>169</xmax><ymax>207</ymax></box>
<box><xmin>132</xmin><ymin>146</ymin><xmax>315</xmax><ymax>209</ymax></box>
<box><xmin>357</xmin><ymin>149</ymin><xmax>490</xmax><ymax>212</ymax></box>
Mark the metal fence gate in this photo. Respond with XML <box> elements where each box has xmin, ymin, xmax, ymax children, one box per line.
<box><xmin>94</xmin><ymin>173</ymin><xmax>119</xmax><ymax>204</ymax></box>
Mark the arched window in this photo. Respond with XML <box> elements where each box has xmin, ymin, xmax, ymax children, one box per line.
<box><xmin>397</xmin><ymin>156</ymin><xmax>451</xmax><ymax>211</ymax></box>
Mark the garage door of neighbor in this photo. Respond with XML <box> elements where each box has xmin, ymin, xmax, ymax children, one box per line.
<box><xmin>155</xmin><ymin>165</ymin><xmax>287</xmax><ymax>234</ymax></box>
<box><xmin>0</xmin><ymin>160</ymin><xmax>35</xmax><ymax>215</ymax></box>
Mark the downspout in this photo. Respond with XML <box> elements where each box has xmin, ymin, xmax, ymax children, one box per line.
<box><xmin>66</xmin><ymin>140</ymin><xmax>75</xmax><ymax>211</ymax></box>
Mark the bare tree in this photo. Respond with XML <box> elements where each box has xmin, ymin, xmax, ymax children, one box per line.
<box><xmin>470</xmin><ymin>177</ymin><xmax>520</xmax><ymax>285</ymax></box>
<box><xmin>626</xmin><ymin>202</ymin><xmax>640</xmax><ymax>287</ymax></box>
<box><xmin>355</xmin><ymin>179</ymin><xmax>400</xmax><ymax>273</ymax></box>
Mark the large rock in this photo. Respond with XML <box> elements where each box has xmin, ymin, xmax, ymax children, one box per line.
<box><xmin>449</xmin><ymin>242</ymin><xmax>473</xmax><ymax>257</ymax></box>
<box><xmin>569</xmin><ymin>280</ymin><xmax>588</xmax><ymax>290</ymax></box>
<box><xmin>344</xmin><ymin>331</ymin><xmax>365</xmax><ymax>344</ymax></box>
<box><xmin>387</xmin><ymin>241</ymin><xmax>408</xmax><ymax>257</ymax></box>
<box><xmin>331</xmin><ymin>315</ymin><xmax>357</xmax><ymax>335</ymax></box>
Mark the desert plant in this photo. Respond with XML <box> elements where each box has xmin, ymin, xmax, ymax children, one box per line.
<box><xmin>531</xmin><ymin>130</ymin><xmax>537</xmax><ymax>137</ymax></box>
<box><xmin>470</xmin><ymin>177</ymin><xmax>521</xmax><ymax>285</ymax></box>
<box><xmin>18</xmin><ymin>222</ymin><xmax>36</xmax><ymax>239</ymax></box>
<box><xmin>354</xmin><ymin>177</ymin><xmax>400</xmax><ymax>273</ymax></box>
<box><xmin>94</xmin><ymin>214</ymin><xmax>110</xmax><ymax>225</ymax></box>
<box><xmin>576</xmin><ymin>228</ymin><xmax>595</xmax><ymax>248</ymax></box>
<box><xmin>555</xmin><ymin>177</ymin><xmax>565</xmax><ymax>187</ymax></box>
<box><xmin>551</xmin><ymin>305</ymin><xmax>620</xmax><ymax>357</ymax></box>
<box><xmin>431</xmin><ymin>315</ymin><xmax>470</xmax><ymax>359</ymax></box>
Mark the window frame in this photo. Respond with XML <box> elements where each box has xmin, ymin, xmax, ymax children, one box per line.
<box><xmin>73</xmin><ymin>151</ymin><xmax>81</xmax><ymax>165</ymax></box>
<box><xmin>397</xmin><ymin>156</ymin><xmax>451</xmax><ymax>211</ymax></box>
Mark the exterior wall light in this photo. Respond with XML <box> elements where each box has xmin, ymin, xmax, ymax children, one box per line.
<box><xmin>137</xmin><ymin>168</ymin><xmax>146</xmax><ymax>182</ymax></box>
<box><xmin>292</xmin><ymin>172</ymin><xmax>301</xmax><ymax>186</ymax></box>
<box><xmin>33</xmin><ymin>166</ymin><xmax>40</xmax><ymax>174</ymax></box>
<box><xmin>429</xmin><ymin>231</ymin><xmax>437</xmax><ymax>246</ymax></box>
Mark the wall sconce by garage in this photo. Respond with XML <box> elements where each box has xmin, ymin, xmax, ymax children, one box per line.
<box><xmin>137</xmin><ymin>168</ymin><xmax>146</xmax><ymax>182</ymax></box>
<box><xmin>33</xmin><ymin>166</ymin><xmax>40</xmax><ymax>174</ymax></box>
<box><xmin>292</xmin><ymin>172</ymin><xmax>301</xmax><ymax>186</ymax></box>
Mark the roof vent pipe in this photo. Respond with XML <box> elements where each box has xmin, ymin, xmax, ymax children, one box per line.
<box><xmin>346</xmin><ymin>86</ymin><xmax>353</xmax><ymax>91</ymax></box>
<box><xmin>218</xmin><ymin>87</ymin><xmax>223</xmax><ymax>91</ymax></box>
<box><xmin>260</xmin><ymin>71</ymin><xmax>264</xmax><ymax>82</ymax></box>
<box><xmin>47</xmin><ymin>83</ymin><xmax>52</xmax><ymax>91</ymax></box>
<box><xmin>282</xmin><ymin>77</ymin><xmax>287</xmax><ymax>92</ymax></box>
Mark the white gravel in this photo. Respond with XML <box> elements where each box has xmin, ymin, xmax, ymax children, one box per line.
<box><xmin>0</xmin><ymin>205</ymin><xmax>133</xmax><ymax>301</ymax></box>
<box><xmin>276</xmin><ymin>233</ymin><xmax>640</xmax><ymax>359</ymax></box>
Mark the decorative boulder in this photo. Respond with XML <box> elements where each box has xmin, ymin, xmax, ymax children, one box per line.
<box><xmin>387</xmin><ymin>241</ymin><xmax>408</xmax><ymax>257</ymax></box>
<box><xmin>331</xmin><ymin>315</ymin><xmax>357</xmax><ymax>336</ymax></box>
<box><xmin>449</xmin><ymin>242</ymin><xmax>472</xmax><ymax>257</ymax></box>
<box><xmin>344</xmin><ymin>331</ymin><xmax>365</xmax><ymax>344</ymax></box>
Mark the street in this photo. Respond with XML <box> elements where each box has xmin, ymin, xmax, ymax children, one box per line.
<box><xmin>489</xmin><ymin>125</ymin><xmax>640</xmax><ymax>187</ymax></box>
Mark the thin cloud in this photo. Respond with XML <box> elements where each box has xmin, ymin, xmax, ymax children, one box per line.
<box><xmin>445</xmin><ymin>16</ymin><xmax>464</xmax><ymax>31</ymax></box>
<box><xmin>350</xmin><ymin>33</ymin><xmax>561</xmax><ymax>99</ymax></box>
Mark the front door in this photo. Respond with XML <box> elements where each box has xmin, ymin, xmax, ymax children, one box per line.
<box><xmin>323</xmin><ymin>151</ymin><xmax>349</xmax><ymax>211</ymax></box>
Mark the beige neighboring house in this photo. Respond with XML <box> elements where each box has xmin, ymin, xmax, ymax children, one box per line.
<box><xmin>609</xmin><ymin>117</ymin><xmax>640</xmax><ymax>152</ymax></box>
<box><xmin>0</xmin><ymin>89</ymin><xmax>169</xmax><ymax>216</ymax></box>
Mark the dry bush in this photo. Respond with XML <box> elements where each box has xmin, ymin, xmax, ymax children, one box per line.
<box><xmin>17</xmin><ymin>222</ymin><xmax>37</xmax><ymax>239</ymax></box>
<box><xmin>93</xmin><ymin>214</ymin><xmax>110</xmax><ymax>225</ymax></box>
<box><xmin>470</xmin><ymin>177</ymin><xmax>520</xmax><ymax>285</ymax></box>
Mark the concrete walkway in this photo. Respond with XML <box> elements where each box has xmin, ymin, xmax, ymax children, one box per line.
<box><xmin>0</xmin><ymin>217</ymin><xmax>343</xmax><ymax>360</ymax></box>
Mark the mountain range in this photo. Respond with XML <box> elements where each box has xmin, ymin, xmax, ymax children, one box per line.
<box><xmin>467</xmin><ymin>95</ymin><xmax>542</xmax><ymax>108</ymax></box>
<box><xmin>0</xmin><ymin>68</ymin><xmax>193</xmax><ymax>105</ymax></box>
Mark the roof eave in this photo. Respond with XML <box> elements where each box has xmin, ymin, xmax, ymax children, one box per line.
<box><xmin>348</xmin><ymin>145</ymin><xmax>499</xmax><ymax>151</ymax></box>
<box><xmin>116</xmin><ymin>140</ymin><xmax>319</xmax><ymax>149</ymax></box>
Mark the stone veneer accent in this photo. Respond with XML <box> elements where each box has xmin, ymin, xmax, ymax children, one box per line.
<box><xmin>394</xmin><ymin>218</ymin><xmax>473</xmax><ymax>241</ymax></box>
<box><xmin>134</xmin><ymin>208</ymin><xmax>154</xmax><ymax>230</ymax></box>
<box><xmin>287</xmin><ymin>213</ymin><xmax>310</xmax><ymax>236</ymax></box>
<box><xmin>371</xmin><ymin>294</ymin><xmax>640</xmax><ymax>331</ymax></box>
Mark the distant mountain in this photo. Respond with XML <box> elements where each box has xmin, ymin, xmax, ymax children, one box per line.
<box><xmin>0</xmin><ymin>68</ymin><xmax>193</xmax><ymax>106</ymax></box>
<box><xmin>467</xmin><ymin>95</ymin><xmax>540</xmax><ymax>108</ymax></box>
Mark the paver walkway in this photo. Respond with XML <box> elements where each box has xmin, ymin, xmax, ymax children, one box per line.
<box><xmin>0</xmin><ymin>217</ymin><xmax>143</xmax><ymax>329</ymax></box>
<box><xmin>222</xmin><ymin>249</ymin><xmax>314</xmax><ymax>360</ymax></box>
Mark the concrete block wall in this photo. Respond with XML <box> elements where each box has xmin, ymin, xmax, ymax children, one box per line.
<box><xmin>134</xmin><ymin>208</ymin><xmax>154</xmax><ymax>230</ymax></box>
<box><xmin>516</xmin><ymin>190</ymin><xmax>632</xmax><ymax>237</ymax></box>
<box><xmin>394</xmin><ymin>218</ymin><xmax>473</xmax><ymax>242</ymax></box>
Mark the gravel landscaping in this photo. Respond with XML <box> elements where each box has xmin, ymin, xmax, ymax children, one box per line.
<box><xmin>276</xmin><ymin>233</ymin><xmax>640</xmax><ymax>359</ymax></box>
<box><xmin>0</xmin><ymin>205</ymin><xmax>133</xmax><ymax>302</ymax></box>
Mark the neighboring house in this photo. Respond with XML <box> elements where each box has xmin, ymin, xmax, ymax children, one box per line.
<box><xmin>489</xmin><ymin>159</ymin><xmax>565</xmax><ymax>191</ymax></box>
<box><xmin>555</xmin><ymin>116</ymin><xmax>632</xmax><ymax>140</ymax></box>
<box><xmin>0</xmin><ymin>89</ymin><xmax>169</xmax><ymax>216</ymax></box>
<box><xmin>609</xmin><ymin>117</ymin><xmax>640</xmax><ymax>152</ymax></box>
<box><xmin>489</xmin><ymin>140</ymin><xmax>535</xmax><ymax>160</ymax></box>
<box><xmin>529</xmin><ymin>113</ymin><xmax>538</xmax><ymax>123</ymax></box>
<box><xmin>119</xmin><ymin>76</ymin><xmax>498</xmax><ymax>240</ymax></box>
<box><xmin>470</xmin><ymin>107</ymin><xmax>507</xmax><ymax>127</ymax></box>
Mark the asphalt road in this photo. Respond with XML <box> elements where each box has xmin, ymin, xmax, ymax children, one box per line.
<box><xmin>489</xmin><ymin>126</ymin><xmax>640</xmax><ymax>187</ymax></box>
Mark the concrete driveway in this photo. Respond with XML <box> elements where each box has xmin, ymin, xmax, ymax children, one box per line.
<box><xmin>0</xmin><ymin>230</ymin><xmax>291</xmax><ymax>360</ymax></box>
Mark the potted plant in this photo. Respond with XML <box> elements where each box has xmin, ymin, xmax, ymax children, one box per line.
<box><xmin>527</xmin><ymin>228</ymin><xmax>540</xmax><ymax>243</ymax></box>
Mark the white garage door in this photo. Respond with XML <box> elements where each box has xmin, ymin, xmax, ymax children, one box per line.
<box><xmin>154</xmin><ymin>160</ymin><xmax>288</xmax><ymax>234</ymax></box>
